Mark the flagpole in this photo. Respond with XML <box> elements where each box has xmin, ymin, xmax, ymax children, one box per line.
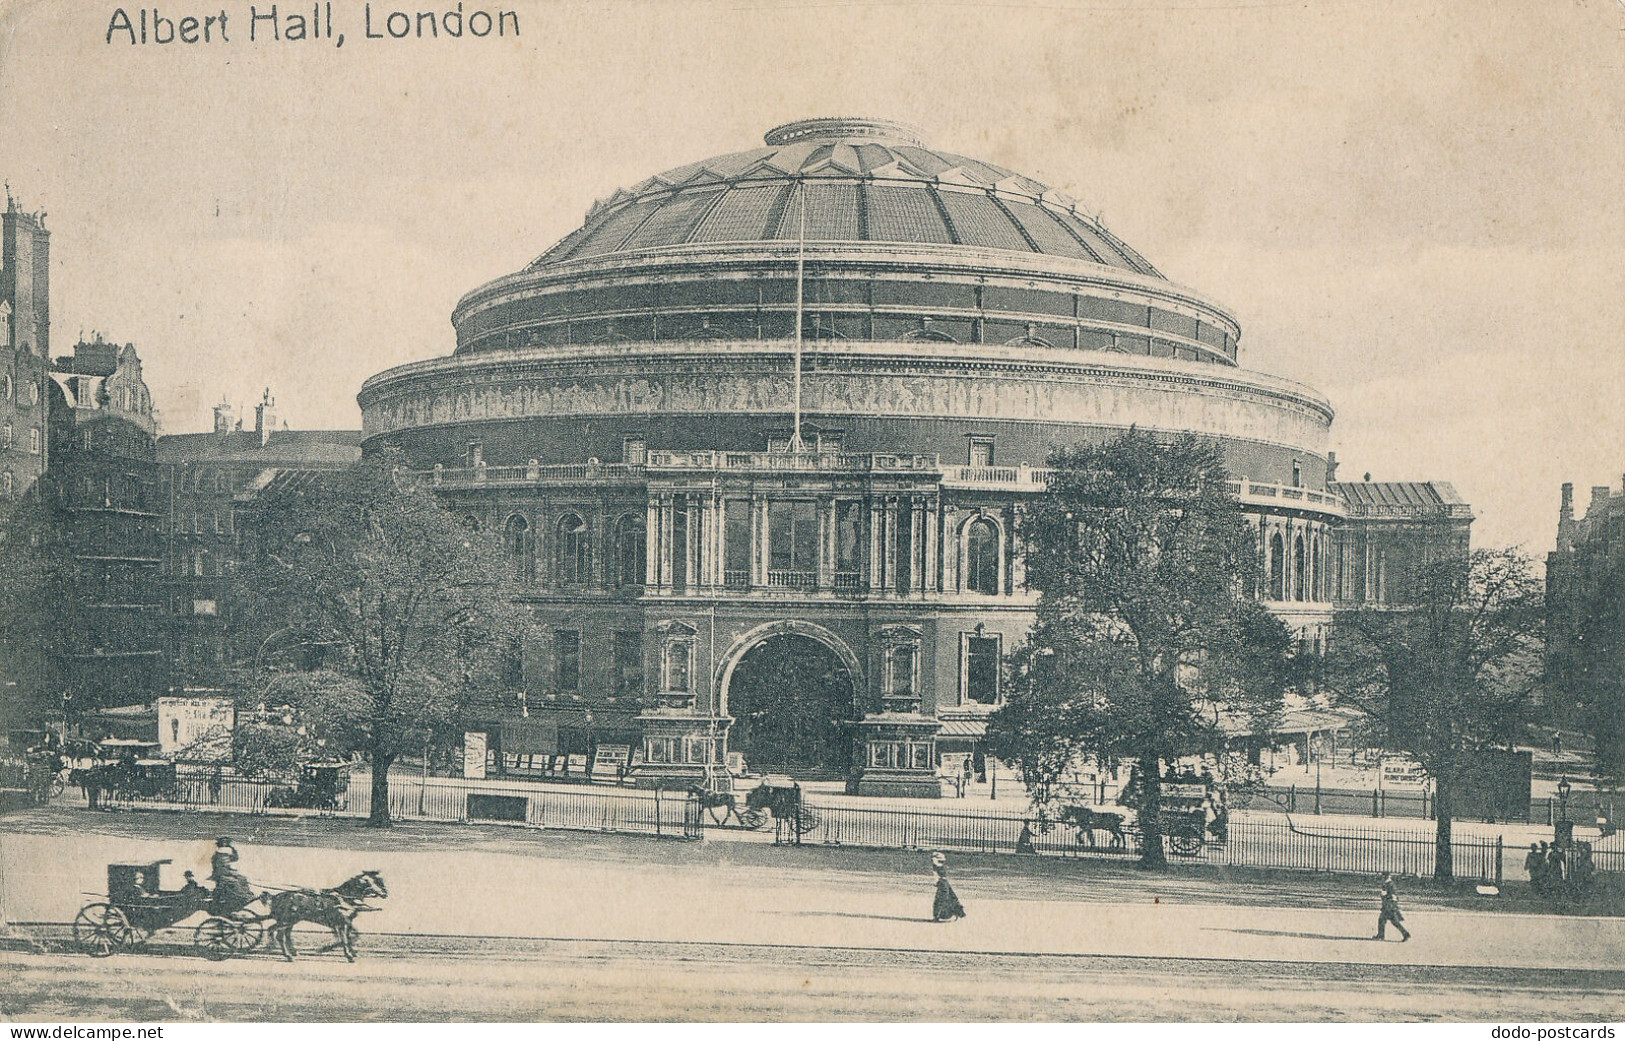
<box><xmin>791</xmin><ymin>182</ymin><xmax>807</xmax><ymax>452</ymax></box>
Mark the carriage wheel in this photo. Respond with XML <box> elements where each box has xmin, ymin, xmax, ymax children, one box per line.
<box><xmin>73</xmin><ymin>903</ymin><xmax>133</xmax><ymax>957</ymax></box>
<box><xmin>229</xmin><ymin>910</ymin><xmax>266</xmax><ymax>951</ymax></box>
<box><xmin>739</xmin><ymin>808</ymin><xmax>768</xmax><ymax>830</ymax></box>
<box><xmin>793</xmin><ymin>808</ymin><xmax>821</xmax><ymax>836</ymax></box>
<box><xmin>47</xmin><ymin>774</ymin><xmax>65</xmax><ymax>799</ymax></box>
<box><xmin>1168</xmin><ymin>834</ymin><xmax>1202</xmax><ymax>857</ymax></box>
<box><xmin>195</xmin><ymin>917</ymin><xmax>238</xmax><ymax>961</ymax></box>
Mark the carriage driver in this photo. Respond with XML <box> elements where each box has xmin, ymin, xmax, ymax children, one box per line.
<box><xmin>209</xmin><ymin>837</ymin><xmax>256</xmax><ymax>912</ymax></box>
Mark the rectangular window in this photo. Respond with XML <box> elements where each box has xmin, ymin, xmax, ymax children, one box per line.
<box><xmin>613</xmin><ymin>630</ymin><xmax>642</xmax><ymax>696</ymax></box>
<box><xmin>968</xmin><ymin>437</ymin><xmax>994</xmax><ymax>467</ymax></box>
<box><xmin>887</xmin><ymin>645</ymin><xmax>916</xmax><ymax>696</ymax></box>
<box><xmin>769</xmin><ymin>500</ymin><xmax>817</xmax><ymax>572</ymax></box>
<box><xmin>836</xmin><ymin>501</ymin><xmax>862</xmax><ymax>572</ymax></box>
<box><xmin>467</xmin><ymin>440</ymin><xmax>483</xmax><ymax>468</ymax></box>
<box><xmin>622</xmin><ymin>437</ymin><xmax>646</xmax><ymax>465</ymax></box>
<box><xmin>894</xmin><ymin>503</ymin><xmax>913</xmax><ymax>594</ymax></box>
<box><xmin>1292</xmin><ymin>460</ymin><xmax>1303</xmax><ymax>488</ymax></box>
<box><xmin>964</xmin><ymin>634</ymin><xmax>1002</xmax><ymax>705</ymax></box>
<box><xmin>666</xmin><ymin>642</ymin><xmax>692</xmax><ymax>693</ymax></box>
<box><xmin>724</xmin><ymin>500</ymin><xmax>753</xmax><ymax>585</ymax></box>
<box><xmin>554</xmin><ymin>629</ymin><xmax>581</xmax><ymax>691</ymax></box>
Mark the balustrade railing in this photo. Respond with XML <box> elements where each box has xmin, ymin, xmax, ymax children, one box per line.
<box><xmin>407</xmin><ymin>461</ymin><xmax>1347</xmax><ymax>515</ymax></box>
<box><xmin>766</xmin><ymin>569</ymin><xmax>817</xmax><ymax>590</ymax></box>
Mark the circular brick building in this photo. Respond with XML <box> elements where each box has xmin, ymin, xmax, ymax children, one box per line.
<box><xmin>358</xmin><ymin>118</ymin><xmax>1342</xmax><ymax>795</ymax></box>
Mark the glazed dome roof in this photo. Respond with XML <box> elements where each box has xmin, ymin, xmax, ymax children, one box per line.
<box><xmin>529</xmin><ymin>118</ymin><xmax>1163</xmax><ymax>278</ymax></box>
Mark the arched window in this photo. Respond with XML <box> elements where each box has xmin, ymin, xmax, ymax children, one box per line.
<box><xmin>1</xmin><ymin>374</ymin><xmax>11</xmax><ymax>400</ymax></box>
<box><xmin>555</xmin><ymin>512</ymin><xmax>590</xmax><ymax>586</ymax></box>
<box><xmin>964</xmin><ymin>518</ymin><xmax>1000</xmax><ymax>595</ymax></box>
<box><xmin>1269</xmin><ymin>532</ymin><xmax>1285</xmax><ymax>601</ymax></box>
<box><xmin>1293</xmin><ymin>534</ymin><xmax>1307</xmax><ymax>602</ymax></box>
<box><xmin>613</xmin><ymin>513</ymin><xmax>645</xmax><ymax>588</ymax></box>
<box><xmin>503</xmin><ymin>514</ymin><xmax>534</xmax><ymax>583</ymax></box>
<box><xmin>27</xmin><ymin>428</ymin><xmax>39</xmax><ymax>455</ymax></box>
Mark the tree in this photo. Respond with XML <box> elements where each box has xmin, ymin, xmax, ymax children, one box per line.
<box><xmin>986</xmin><ymin>431</ymin><xmax>1297</xmax><ymax>868</ymax></box>
<box><xmin>234</xmin><ymin>451</ymin><xmax>534</xmax><ymax>824</ymax></box>
<box><xmin>1323</xmin><ymin>546</ymin><xmax>1543</xmax><ymax>879</ymax></box>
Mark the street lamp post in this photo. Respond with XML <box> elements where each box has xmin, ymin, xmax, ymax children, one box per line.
<box><xmin>1558</xmin><ymin>776</ymin><xmax>1572</xmax><ymax>822</ymax></box>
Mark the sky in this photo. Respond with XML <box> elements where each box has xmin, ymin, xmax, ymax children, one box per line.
<box><xmin>0</xmin><ymin>0</ymin><xmax>1620</xmax><ymax>555</ymax></box>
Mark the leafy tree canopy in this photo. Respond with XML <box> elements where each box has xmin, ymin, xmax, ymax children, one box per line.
<box><xmin>233</xmin><ymin>449</ymin><xmax>536</xmax><ymax>823</ymax></box>
<box><xmin>1323</xmin><ymin>545</ymin><xmax>1543</xmax><ymax>877</ymax></box>
<box><xmin>987</xmin><ymin>431</ymin><xmax>1299</xmax><ymax>867</ymax></box>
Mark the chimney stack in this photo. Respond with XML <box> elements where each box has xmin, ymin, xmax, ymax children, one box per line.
<box><xmin>254</xmin><ymin>388</ymin><xmax>277</xmax><ymax>446</ymax></box>
<box><xmin>212</xmin><ymin>398</ymin><xmax>234</xmax><ymax>436</ymax></box>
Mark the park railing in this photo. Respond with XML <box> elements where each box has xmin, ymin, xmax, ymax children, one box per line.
<box><xmin>352</xmin><ymin>775</ymin><xmax>703</xmax><ymax>839</ymax></box>
<box><xmin>799</xmin><ymin>800</ymin><xmax>1511</xmax><ymax>881</ymax></box>
<box><xmin>62</xmin><ymin>769</ymin><xmax>701</xmax><ymax>840</ymax></box>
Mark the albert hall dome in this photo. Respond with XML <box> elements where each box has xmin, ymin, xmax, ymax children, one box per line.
<box><xmin>531</xmin><ymin>117</ymin><xmax>1162</xmax><ymax>275</ymax></box>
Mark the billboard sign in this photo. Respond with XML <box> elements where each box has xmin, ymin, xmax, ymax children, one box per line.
<box><xmin>157</xmin><ymin>696</ymin><xmax>235</xmax><ymax>762</ymax></box>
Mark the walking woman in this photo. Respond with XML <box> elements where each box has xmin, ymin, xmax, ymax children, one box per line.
<box><xmin>931</xmin><ymin>851</ymin><xmax>966</xmax><ymax>922</ymax></box>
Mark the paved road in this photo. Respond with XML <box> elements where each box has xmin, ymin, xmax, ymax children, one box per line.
<box><xmin>3</xmin><ymin>807</ymin><xmax>1623</xmax><ymax>1020</ymax></box>
<box><xmin>7</xmin><ymin>933</ymin><xmax>1625</xmax><ymax>1021</ymax></box>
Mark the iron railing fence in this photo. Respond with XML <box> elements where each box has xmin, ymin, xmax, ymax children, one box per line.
<box><xmin>57</xmin><ymin>769</ymin><xmax>701</xmax><ymax>840</ymax></box>
<box><xmin>800</xmin><ymin>800</ymin><xmax>1511</xmax><ymax>881</ymax></box>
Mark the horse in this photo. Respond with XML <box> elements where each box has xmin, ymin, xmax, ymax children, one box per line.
<box><xmin>1063</xmin><ymin>805</ymin><xmax>1126</xmax><ymax>849</ymax></box>
<box><xmin>70</xmin><ymin>765</ymin><xmax>118</xmax><ymax>810</ymax></box>
<box><xmin>685</xmin><ymin>785</ymin><xmax>740</xmax><ymax>826</ymax></box>
<box><xmin>264</xmin><ymin>870</ymin><xmax>388</xmax><ymax>962</ymax></box>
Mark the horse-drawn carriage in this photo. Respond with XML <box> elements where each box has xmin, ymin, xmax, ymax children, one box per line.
<box><xmin>687</xmin><ymin>775</ymin><xmax>820</xmax><ymax>836</ymax></box>
<box><xmin>1060</xmin><ymin>779</ymin><xmax>1228</xmax><ymax>856</ymax></box>
<box><xmin>73</xmin><ymin>860</ymin><xmax>266</xmax><ymax>959</ymax></box>
<box><xmin>73</xmin><ymin>857</ymin><xmax>388</xmax><ymax>962</ymax></box>
<box><xmin>267</xmin><ymin>760</ymin><xmax>351</xmax><ymax>811</ymax></box>
<box><xmin>68</xmin><ymin>740</ymin><xmax>181</xmax><ymax>806</ymax></box>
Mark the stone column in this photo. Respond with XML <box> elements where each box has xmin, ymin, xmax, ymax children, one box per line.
<box><xmin>698</xmin><ymin>493</ymin><xmax>718</xmax><ymax>588</ymax></box>
<box><xmin>868</xmin><ymin>495</ymin><xmax>884</xmax><ymax>592</ymax></box>
<box><xmin>910</xmin><ymin>497</ymin><xmax>926</xmax><ymax>595</ymax></box>
<box><xmin>658</xmin><ymin>495</ymin><xmax>676</xmax><ymax>593</ymax></box>
<box><xmin>881</xmin><ymin>496</ymin><xmax>898</xmax><ymax>596</ymax></box>
<box><xmin>817</xmin><ymin>496</ymin><xmax>835</xmax><ymax>591</ymax></box>
<box><xmin>685</xmin><ymin>497</ymin><xmax>701</xmax><ymax>591</ymax></box>
<box><xmin>645</xmin><ymin>497</ymin><xmax>661</xmax><ymax>589</ymax></box>
<box><xmin>753</xmin><ymin>494</ymin><xmax>769</xmax><ymax>588</ymax></box>
<box><xmin>923</xmin><ymin>494</ymin><xmax>941</xmax><ymax>593</ymax></box>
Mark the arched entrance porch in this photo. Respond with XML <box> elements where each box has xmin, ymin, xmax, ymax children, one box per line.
<box><xmin>719</xmin><ymin>622</ymin><xmax>861</xmax><ymax>777</ymax></box>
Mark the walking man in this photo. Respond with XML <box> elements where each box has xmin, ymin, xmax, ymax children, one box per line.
<box><xmin>1375</xmin><ymin>873</ymin><xmax>1410</xmax><ymax>942</ymax></box>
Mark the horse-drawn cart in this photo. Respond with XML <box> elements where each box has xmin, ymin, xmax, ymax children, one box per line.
<box><xmin>686</xmin><ymin>775</ymin><xmax>820</xmax><ymax>836</ymax></box>
<box><xmin>73</xmin><ymin>858</ymin><xmax>388</xmax><ymax>962</ymax></box>
<box><xmin>267</xmin><ymin>760</ymin><xmax>351</xmax><ymax>811</ymax></box>
<box><xmin>73</xmin><ymin>860</ymin><xmax>265</xmax><ymax>959</ymax></box>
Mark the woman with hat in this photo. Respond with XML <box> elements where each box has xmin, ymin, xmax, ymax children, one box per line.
<box><xmin>209</xmin><ymin>836</ymin><xmax>254</xmax><ymax>914</ymax></box>
<box><xmin>931</xmin><ymin>851</ymin><xmax>966</xmax><ymax>922</ymax></box>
